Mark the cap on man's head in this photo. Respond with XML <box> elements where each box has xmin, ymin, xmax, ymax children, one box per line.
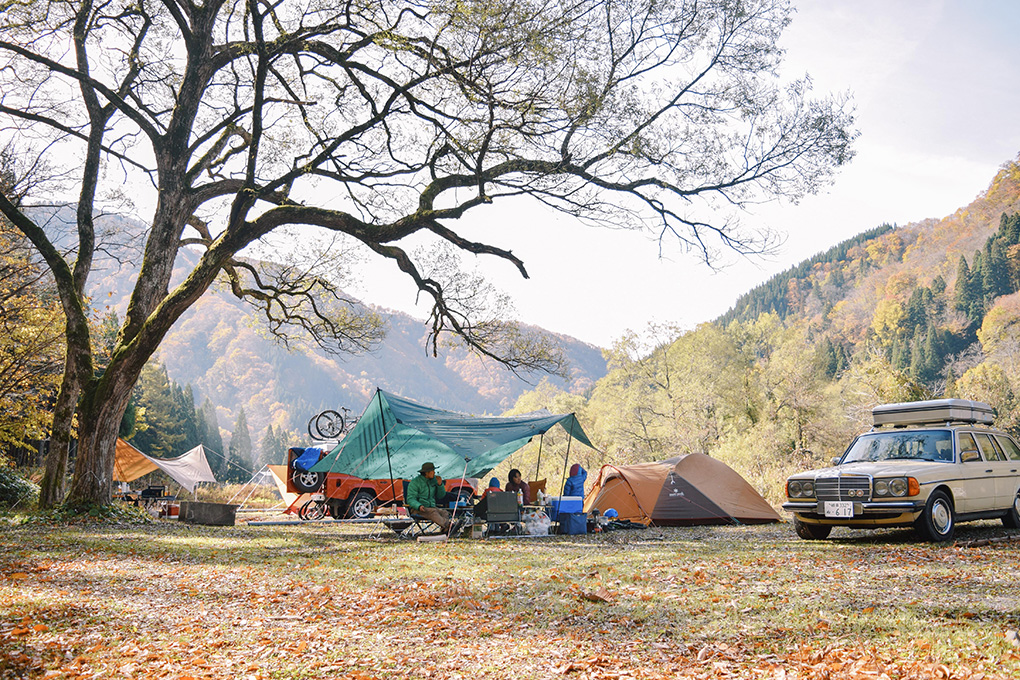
<box><xmin>569</xmin><ymin>463</ymin><xmax>580</xmax><ymax>476</ymax></box>
<box><xmin>419</xmin><ymin>461</ymin><xmax>436</xmax><ymax>474</ymax></box>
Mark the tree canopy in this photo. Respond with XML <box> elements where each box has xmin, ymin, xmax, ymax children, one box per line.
<box><xmin>0</xmin><ymin>0</ymin><xmax>856</xmax><ymax>506</ymax></box>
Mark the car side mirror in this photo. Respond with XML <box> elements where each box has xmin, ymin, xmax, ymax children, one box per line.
<box><xmin>960</xmin><ymin>450</ymin><xmax>980</xmax><ymax>463</ymax></box>
<box><xmin>831</xmin><ymin>457</ymin><xmax>841</xmax><ymax>466</ymax></box>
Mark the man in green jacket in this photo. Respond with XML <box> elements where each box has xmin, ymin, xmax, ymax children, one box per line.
<box><xmin>406</xmin><ymin>462</ymin><xmax>453</xmax><ymax>532</ymax></box>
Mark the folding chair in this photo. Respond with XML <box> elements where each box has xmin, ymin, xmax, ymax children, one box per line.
<box><xmin>387</xmin><ymin>480</ymin><xmax>447</xmax><ymax>539</ymax></box>
<box><xmin>478</xmin><ymin>491</ymin><xmax>521</xmax><ymax>537</ymax></box>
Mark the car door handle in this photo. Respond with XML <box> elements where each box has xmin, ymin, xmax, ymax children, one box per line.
<box><xmin>985</xmin><ymin>469</ymin><xmax>994</xmax><ymax>473</ymax></box>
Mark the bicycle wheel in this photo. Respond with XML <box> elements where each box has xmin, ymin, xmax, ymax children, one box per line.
<box><xmin>306</xmin><ymin>416</ymin><xmax>321</xmax><ymax>441</ymax></box>
<box><xmin>314</xmin><ymin>410</ymin><xmax>345</xmax><ymax>439</ymax></box>
<box><xmin>299</xmin><ymin>499</ymin><xmax>327</xmax><ymax>521</ymax></box>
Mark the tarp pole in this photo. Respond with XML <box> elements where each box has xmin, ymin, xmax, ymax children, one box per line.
<box><xmin>558</xmin><ymin>433</ymin><xmax>573</xmax><ymax>496</ymax></box>
<box><xmin>378</xmin><ymin>390</ymin><xmax>398</xmax><ymax>505</ymax></box>
<box><xmin>534</xmin><ymin>434</ymin><xmax>543</xmax><ymax>483</ymax></box>
<box><xmin>447</xmin><ymin>457</ymin><xmax>470</xmax><ymax>537</ymax></box>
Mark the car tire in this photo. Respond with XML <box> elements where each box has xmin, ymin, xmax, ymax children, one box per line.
<box><xmin>793</xmin><ymin>516</ymin><xmax>832</xmax><ymax>540</ymax></box>
<box><xmin>346</xmin><ymin>491</ymin><xmax>376</xmax><ymax>519</ymax></box>
<box><xmin>291</xmin><ymin>469</ymin><xmax>324</xmax><ymax>493</ymax></box>
<box><xmin>914</xmin><ymin>489</ymin><xmax>955</xmax><ymax>542</ymax></box>
<box><xmin>1002</xmin><ymin>491</ymin><xmax>1020</xmax><ymax>528</ymax></box>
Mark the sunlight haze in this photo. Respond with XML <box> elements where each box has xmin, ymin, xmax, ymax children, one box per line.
<box><xmin>347</xmin><ymin>0</ymin><xmax>1020</xmax><ymax>349</ymax></box>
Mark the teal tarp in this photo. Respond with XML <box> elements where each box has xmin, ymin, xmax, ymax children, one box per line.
<box><xmin>310</xmin><ymin>390</ymin><xmax>593</xmax><ymax>480</ymax></box>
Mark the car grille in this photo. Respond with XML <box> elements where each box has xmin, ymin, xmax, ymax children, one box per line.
<box><xmin>815</xmin><ymin>475</ymin><xmax>871</xmax><ymax>502</ymax></box>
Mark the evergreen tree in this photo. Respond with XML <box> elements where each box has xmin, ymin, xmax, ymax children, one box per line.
<box><xmin>198</xmin><ymin>398</ymin><xmax>227</xmax><ymax>480</ymax></box>
<box><xmin>816</xmin><ymin>337</ymin><xmax>841</xmax><ymax>379</ymax></box>
<box><xmin>890</xmin><ymin>338</ymin><xmax>909</xmax><ymax>372</ymax></box>
<box><xmin>128</xmin><ymin>362</ymin><xmax>188</xmax><ymax>458</ymax></box>
<box><xmin>954</xmin><ymin>256</ymin><xmax>973</xmax><ymax>313</ymax></box>
<box><xmin>257</xmin><ymin>425</ymin><xmax>292</xmax><ymax>469</ymax></box>
<box><xmin>906</xmin><ymin>288</ymin><xmax>928</xmax><ymax>331</ymax></box>
<box><xmin>998</xmin><ymin>212</ymin><xmax>1020</xmax><ymax>246</ymax></box>
<box><xmin>173</xmin><ymin>383</ymin><xmax>200</xmax><ymax>451</ymax></box>
<box><xmin>227</xmin><ymin>409</ymin><xmax>254</xmax><ymax>482</ymax></box>
<box><xmin>983</xmin><ymin>240</ymin><xmax>1010</xmax><ymax>302</ymax></box>
<box><xmin>954</xmin><ymin>255</ymin><xmax>984</xmax><ymax>325</ymax></box>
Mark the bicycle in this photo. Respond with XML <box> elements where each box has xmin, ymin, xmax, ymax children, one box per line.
<box><xmin>307</xmin><ymin>406</ymin><xmax>361</xmax><ymax>441</ymax></box>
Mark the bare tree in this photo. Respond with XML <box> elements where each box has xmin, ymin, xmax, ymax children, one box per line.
<box><xmin>0</xmin><ymin>0</ymin><xmax>856</xmax><ymax>507</ymax></box>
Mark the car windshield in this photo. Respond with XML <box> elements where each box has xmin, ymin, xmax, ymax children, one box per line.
<box><xmin>841</xmin><ymin>430</ymin><xmax>954</xmax><ymax>463</ymax></box>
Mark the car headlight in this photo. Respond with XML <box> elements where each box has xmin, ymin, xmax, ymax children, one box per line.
<box><xmin>787</xmin><ymin>479</ymin><xmax>815</xmax><ymax>498</ymax></box>
<box><xmin>874</xmin><ymin>477</ymin><xmax>914</xmax><ymax>497</ymax></box>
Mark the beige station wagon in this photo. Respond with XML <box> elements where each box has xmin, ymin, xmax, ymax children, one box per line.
<box><xmin>783</xmin><ymin>399</ymin><xmax>1020</xmax><ymax>542</ymax></box>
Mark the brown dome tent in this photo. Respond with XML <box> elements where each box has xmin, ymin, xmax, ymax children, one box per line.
<box><xmin>583</xmin><ymin>454</ymin><xmax>780</xmax><ymax>526</ymax></box>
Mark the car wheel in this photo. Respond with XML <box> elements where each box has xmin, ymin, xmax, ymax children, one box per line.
<box><xmin>291</xmin><ymin>469</ymin><xmax>324</xmax><ymax>493</ymax></box>
<box><xmin>346</xmin><ymin>491</ymin><xmax>376</xmax><ymax>519</ymax></box>
<box><xmin>914</xmin><ymin>489</ymin><xmax>955</xmax><ymax>542</ymax></box>
<box><xmin>1002</xmin><ymin>491</ymin><xmax>1020</xmax><ymax>528</ymax></box>
<box><xmin>793</xmin><ymin>516</ymin><xmax>832</xmax><ymax>540</ymax></box>
<box><xmin>299</xmin><ymin>499</ymin><xmax>327</xmax><ymax>521</ymax></box>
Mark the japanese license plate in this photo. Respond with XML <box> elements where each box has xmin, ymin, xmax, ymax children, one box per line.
<box><xmin>824</xmin><ymin>501</ymin><xmax>854</xmax><ymax>518</ymax></box>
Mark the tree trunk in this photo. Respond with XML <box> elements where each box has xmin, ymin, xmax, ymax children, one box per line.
<box><xmin>38</xmin><ymin>378</ymin><xmax>77</xmax><ymax>508</ymax></box>
<box><xmin>65</xmin><ymin>378</ymin><xmax>135</xmax><ymax>507</ymax></box>
<box><xmin>38</xmin><ymin>311</ymin><xmax>93</xmax><ymax>508</ymax></box>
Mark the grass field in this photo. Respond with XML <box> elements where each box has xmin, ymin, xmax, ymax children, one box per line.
<box><xmin>2</xmin><ymin>515</ymin><xmax>1019</xmax><ymax>679</ymax></box>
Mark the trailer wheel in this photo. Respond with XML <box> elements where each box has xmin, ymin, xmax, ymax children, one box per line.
<box><xmin>291</xmin><ymin>469</ymin><xmax>324</xmax><ymax>493</ymax></box>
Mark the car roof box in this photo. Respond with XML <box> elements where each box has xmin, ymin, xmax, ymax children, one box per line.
<box><xmin>872</xmin><ymin>399</ymin><xmax>995</xmax><ymax>427</ymax></box>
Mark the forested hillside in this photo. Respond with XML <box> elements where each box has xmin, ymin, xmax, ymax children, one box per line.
<box><xmin>82</xmin><ymin>242</ymin><xmax>606</xmax><ymax>470</ymax></box>
<box><xmin>499</xmin><ymin>156</ymin><xmax>1020</xmax><ymax>505</ymax></box>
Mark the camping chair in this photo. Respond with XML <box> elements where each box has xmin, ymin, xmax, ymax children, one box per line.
<box><xmin>477</xmin><ymin>491</ymin><xmax>521</xmax><ymax>537</ymax></box>
<box><xmin>527</xmin><ymin>479</ymin><xmax>546</xmax><ymax>501</ymax></box>
<box><xmin>387</xmin><ymin>480</ymin><xmax>447</xmax><ymax>539</ymax></box>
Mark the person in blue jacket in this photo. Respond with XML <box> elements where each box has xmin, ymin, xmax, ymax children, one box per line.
<box><xmin>562</xmin><ymin>463</ymin><xmax>586</xmax><ymax>497</ymax></box>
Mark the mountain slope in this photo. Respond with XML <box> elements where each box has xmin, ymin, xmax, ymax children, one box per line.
<box><xmin>82</xmin><ymin>241</ymin><xmax>606</xmax><ymax>442</ymax></box>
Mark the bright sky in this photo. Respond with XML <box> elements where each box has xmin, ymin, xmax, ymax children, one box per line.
<box><xmin>347</xmin><ymin>0</ymin><xmax>1020</xmax><ymax>349</ymax></box>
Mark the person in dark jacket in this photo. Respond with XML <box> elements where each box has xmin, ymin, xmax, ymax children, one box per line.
<box><xmin>504</xmin><ymin>468</ymin><xmax>530</xmax><ymax>505</ymax></box>
<box><xmin>562</xmin><ymin>463</ymin><xmax>586</xmax><ymax>497</ymax></box>
<box><xmin>406</xmin><ymin>461</ymin><xmax>452</xmax><ymax>532</ymax></box>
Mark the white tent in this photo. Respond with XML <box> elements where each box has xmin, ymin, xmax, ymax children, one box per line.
<box><xmin>113</xmin><ymin>438</ymin><xmax>217</xmax><ymax>492</ymax></box>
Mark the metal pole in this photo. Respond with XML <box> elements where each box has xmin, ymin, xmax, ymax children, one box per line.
<box><xmin>559</xmin><ymin>433</ymin><xmax>573</xmax><ymax>496</ymax></box>
<box><xmin>534</xmin><ymin>434</ymin><xmax>543</xmax><ymax>483</ymax></box>
<box><xmin>378</xmin><ymin>390</ymin><xmax>398</xmax><ymax>505</ymax></box>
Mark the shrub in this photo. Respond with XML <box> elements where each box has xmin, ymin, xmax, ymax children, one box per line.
<box><xmin>0</xmin><ymin>468</ymin><xmax>40</xmax><ymax>509</ymax></box>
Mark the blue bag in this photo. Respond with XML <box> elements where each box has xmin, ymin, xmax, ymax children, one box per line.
<box><xmin>559</xmin><ymin>512</ymin><xmax>587</xmax><ymax>535</ymax></box>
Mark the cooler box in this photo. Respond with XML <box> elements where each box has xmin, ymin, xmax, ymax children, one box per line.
<box><xmin>548</xmin><ymin>496</ymin><xmax>582</xmax><ymax>521</ymax></box>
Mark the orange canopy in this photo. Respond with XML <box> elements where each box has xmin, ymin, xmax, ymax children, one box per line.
<box><xmin>112</xmin><ymin>438</ymin><xmax>217</xmax><ymax>492</ymax></box>
<box><xmin>112</xmin><ymin>438</ymin><xmax>160</xmax><ymax>483</ymax></box>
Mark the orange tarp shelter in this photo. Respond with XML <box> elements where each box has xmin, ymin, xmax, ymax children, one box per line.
<box><xmin>112</xmin><ymin>438</ymin><xmax>217</xmax><ymax>492</ymax></box>
<box><xmin>112</xmin><ymin>438</ymin><xmax>161</xmax><ymax>483</ymax></box>
<box><xmin>583</xmin><ymin>454</ymin><xmax>781</xmax><ymax>526</ymax></box>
